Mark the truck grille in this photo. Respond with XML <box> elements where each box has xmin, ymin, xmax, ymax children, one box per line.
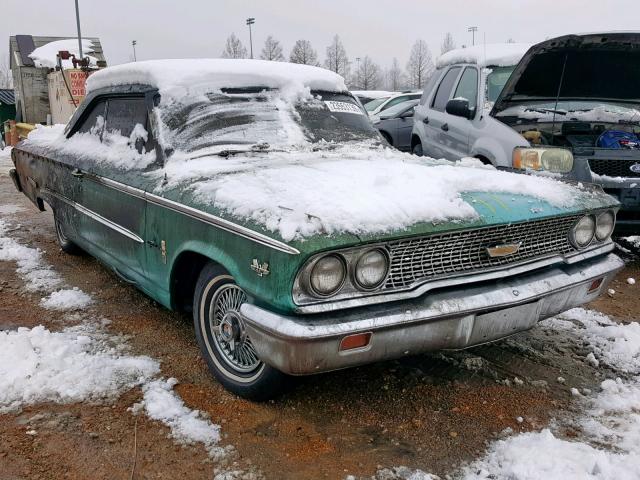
<box><xmin>384</xmin><ymin>215</ymin><xmax>580</xmax><ymax>289</ymax></box>
<box><xmin>589</xmin><ymin>159</ymin><xmax>640</xmax><ymax>178</ymax></box>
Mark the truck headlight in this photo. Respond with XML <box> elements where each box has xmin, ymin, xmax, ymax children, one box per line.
<box><xmin>595</xmin><ymin>210</ymin><xmax>615</xmax><ymax>241</ymax></box>
<box><xmin>570</xmin><ymin>215</ymin><xmax>596</xmax><ymax>248</ymax></box>
<box><xmin>354</xmin><ymin>249</ymin><xmax>389</xmax><ymax>290</ymax></box>
<box><xmin>513</xmin><ymin>148</ymin><xmax>573</xmax><ymax>173</ymax></box>
<box><xmin>309</xmin><ymin>254</ymin><xmax>346</xmax><ymax>297</ymax></box>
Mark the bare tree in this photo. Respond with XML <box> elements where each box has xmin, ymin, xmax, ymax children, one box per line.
<box><xmin>324</xmin><ymin>35</ymin><xmax>350</xmax><ymax>78</ymax></box>
<box><xmin>260</xmin><ymin>35</ymin><xmax>285</xmax><ymax>61</ymax></box>
<box><xmin>352</xmin><ymin>56</ymin><xmax>380</xmax><ymax>90</ymax></box>
<box><xmin>441</xmin><ymin>33</ymin><xmax>456</xmax><ymax>55</ymax></box>
<box><xmin>385</xmin><ymin>58</ymin><xmax>405</xmax><ymax>91</ymax></box>
<box><xmin>406</xmin><ymin>39</ymin><xmax>434</xmax><ymax>89</ymax></box>
<box><xmin>289</xmin><ymin>39</ymin><xmax>319</xmax><ymax>66</ymax></box>
<box><xmin>0</xmin><ymin>54</ymin><xmax>12</xmax><ymax>89</ymax></box>
<box><xmin>221</xmin><ymin>33</ymin><xmax>247</xmax><ymax>59</ymax></box>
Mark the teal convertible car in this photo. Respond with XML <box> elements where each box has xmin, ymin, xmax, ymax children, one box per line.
<box><xmin>10</xmin><ymin>59</ymin><xmax>623</xmax><ymax>399</ymax></box>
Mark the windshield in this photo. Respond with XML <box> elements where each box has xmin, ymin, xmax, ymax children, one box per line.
<box><xmin>364</xmin><ymin>97</ymin><xmax>389</xmax><ymax>112</ymax></box>
<box><xmin>486</xmin><ymin>66</ymin><xmax>515</xmax><ymax>103</ymax></box>
<box><xmin>159</xmin><ymin>89</ymin><xmax>381</xmax><ymax>155</ymax></box>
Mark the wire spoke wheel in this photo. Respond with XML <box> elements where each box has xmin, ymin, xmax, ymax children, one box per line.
<box><xmin>208</xmin><ymin>284</ymin><xmax>260</xmax><ymax>373</ymax></box>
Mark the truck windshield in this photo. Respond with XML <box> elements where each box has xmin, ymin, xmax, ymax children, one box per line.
<box><xmin>486</xmin><ymin>66</ymin><xmax>516</xmax><ymax>103</ymax></box>
<box><xmin>159</xmin><ymin>89</ymin><xmax>381</xmax><ymax>155</ymax></box>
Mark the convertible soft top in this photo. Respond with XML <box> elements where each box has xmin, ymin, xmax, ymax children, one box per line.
<box><xmin>86</xmin><ymin>59</ymin><xmax>348</xmax><ymax>99</ymax></box>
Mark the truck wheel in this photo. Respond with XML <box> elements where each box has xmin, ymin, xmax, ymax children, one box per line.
<box><xmin>193</xmin><ymin>263</ymin><xmax>289</xmax><ymax>401</ymax></box>
<box><xmin>412</xmin><ymin>142</ymin><xmax>423</xmax><ymax>156</ymax></box>
<box><xmin>54</xmin><ymin>212</ymin><xmax>82</xmax><ymax>255</ymax></box>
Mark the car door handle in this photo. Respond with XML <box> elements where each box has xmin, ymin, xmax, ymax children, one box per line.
<box><xmin>71</xmin><ymin>168</ymin><xmax>84</xmax><ymax>178</ymax></box>
<box><xmin>441</xmin><ymin>123</ymin><xmax>449</xmax><ymax>131</ymax></box>
<box><xmin>422</xmin><ymin>117</ymin><xmax>429</xmax><ymax>124</ymax></box>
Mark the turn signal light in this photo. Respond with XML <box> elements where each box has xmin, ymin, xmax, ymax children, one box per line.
<box><xmin>588</xmin><ymin>278</ymin><xmax>604</xmax><ymax>293</ymax></box>
<box><xmin>339</xmin><ymin>332</ymin><xmax>372</xmax><ymax>351</ymax></box>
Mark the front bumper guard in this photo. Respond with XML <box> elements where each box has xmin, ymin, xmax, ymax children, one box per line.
<box><xmin>241</xmin><ymin>253</ymin><xmax>624</xmax><ymax>375</ymax></box>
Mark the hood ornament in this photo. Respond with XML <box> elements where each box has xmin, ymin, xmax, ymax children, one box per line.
<box><xmin>486</xmin><ymin>242</ymin><xmax>522</xmax><ymax>258</ymax></box>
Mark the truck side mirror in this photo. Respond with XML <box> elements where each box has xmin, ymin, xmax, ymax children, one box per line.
<box><xmin>446</xmin><ymin>98</ymin><xmax>474</xmax><ymax>120</ymax></box>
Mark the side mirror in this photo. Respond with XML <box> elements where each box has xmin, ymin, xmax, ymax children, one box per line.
<box><xmin>446</xmin><ymin>98</ymin><xmax>474</xmax><ymax>120</ymax></box>
<box><xmin>399</xmin><ymin>108</ymin><xmax>415</xmax><ymax>119</ymax></box>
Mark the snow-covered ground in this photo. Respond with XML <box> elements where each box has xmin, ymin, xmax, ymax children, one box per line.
<box><xmin>0</xmin><ymin>214</ymin><xmax>228</xmax><ymax>459</ymax></box>
<box><xmin>370</xmin><ymin>307</ymin><xmax>640</xmax><ymax>480</ymax></box>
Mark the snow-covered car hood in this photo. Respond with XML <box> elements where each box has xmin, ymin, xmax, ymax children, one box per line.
<box><xmin>492</xmin><ymin>32</ymin><xmax>640</xmax><ymax>117</ymax></box>
<box><xmin>154</xmin><ymin>146</ymin><xmax>618</xmax><ymax>249</ymax></box>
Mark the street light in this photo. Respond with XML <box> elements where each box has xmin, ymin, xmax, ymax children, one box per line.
<box><xmin>468</xmin><ymin>26</ymin><xmax>478</xmax><ymax>46</ymax></box>
<box><xmin>132</xmin><ymin>40</ymin><xmax>137</xmax><ymax>62</ymax></box>
<box><xmin>246</xmin><ymin>17</ymin><xmax>255</xmax><ymax>59</ymax></box>
<box><xmin>74</xmin><ymin>0</ymin><xmax>83</xmax><ymax>59</ymax></box>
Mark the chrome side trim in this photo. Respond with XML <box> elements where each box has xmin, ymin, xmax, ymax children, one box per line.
<box><xmin>293</xmin><ymin>241</ymin><xmax>616</xmax><ymax>314</ymax></box>
<box><xmin>84</xmin><ymin>173</ymin><xmax>300</xmax><ymax>255</ymax></box>
<box><xmin>144</xmin><ymin>192</ymin><xmax>300</xmax><ymax>255</ymax></box>
<box><xmin>41</xmin><ymin>188</ymin><xmax>145</xmax><ymax>244</ymax></box>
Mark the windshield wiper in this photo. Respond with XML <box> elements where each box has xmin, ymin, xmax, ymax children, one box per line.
<box><xmin>189</xmin><ymin>142</ymin><xmax>277</xmax><ymax>160</ymax></box>
<box><xmin>525</xmin><ymin>107</ymin><xmax>567</xmax><ymax>116</ymax></box>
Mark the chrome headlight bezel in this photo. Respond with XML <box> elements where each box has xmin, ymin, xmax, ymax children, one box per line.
<box><xmin>569</xmin><ymin>214</ymin><xmax>596</xmax><ymax>249</ymax></box>
<box><xmin>306</xmin><ymin>254</ymin><xmax>347</xmax><ymax>298</ymax></box>
<box><xmin>595</xmin><ymin>210</ymin><xmax>616</xmax><ymax>241</ymax></box>
<box><xmin>353</xmin><ymin>248</ymin><xmax>390</xmax><ymax>291</ymax></box>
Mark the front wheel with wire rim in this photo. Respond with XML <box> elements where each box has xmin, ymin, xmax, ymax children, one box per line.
<box><xmin>193</xmin><ymin>263</ymin><xmax>289</xmax><ymax>401</ymax></box>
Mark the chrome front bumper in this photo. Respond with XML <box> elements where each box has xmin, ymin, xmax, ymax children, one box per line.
<box><xmin>240</xmin><ymin>253</ymin><xmax>624</xmax><ymax>375</ymax></box>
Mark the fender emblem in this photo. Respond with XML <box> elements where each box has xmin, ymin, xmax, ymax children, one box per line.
<box><xmin>251</xmin><ymin>259</ymin><xmax>270</xmax><ymax>277</ymax></box>
<box><xmin>630</xmin><ymin>163</ymin><xmax>640</xmax><ymax>174</ymax></box>
<box><xmin>486</xmin><ymin>242</ymin><xmax>522</xmax><ymax>258</ymax></box>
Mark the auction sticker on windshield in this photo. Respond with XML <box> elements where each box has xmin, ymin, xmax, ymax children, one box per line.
<box><xmin>324</xmin><ymin>101</ymin><xmax>364</xmax><ymax>115</ymax></box>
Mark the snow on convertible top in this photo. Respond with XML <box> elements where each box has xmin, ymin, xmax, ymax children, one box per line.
<box><xmin>86</xmin><ymin>59</ymin><xmax>348</xmax><ymax>100</ymax></box>
<box><xmin>437</xmin><ymin>43</ymin><xmax>531</xmax><ymax>69</ymax></box>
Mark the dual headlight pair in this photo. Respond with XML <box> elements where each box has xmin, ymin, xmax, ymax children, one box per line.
<box><xmin>570</xmin><ymin>210</ymin><xmax>615</xmax><ymax>248</ymax></box>
<box><xmin>513</xmin><ymin>147</ymin><xmax>574</xmax><ymax>173</ymax></box>
<box><xmin>304</xmin><ymin>248</ymin><xmax>389</xmax><ymax>298</ymax></box>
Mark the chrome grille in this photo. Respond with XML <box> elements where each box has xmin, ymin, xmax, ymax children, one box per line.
<box><xmin>385</xmin><ymin>215</ymin><xmax>580</xmax><ymax>289</ymax></box>
<box><xmin>589</xmin><ymin>159</ymin><xmax>640</xmax><ymax>178</ymax></box>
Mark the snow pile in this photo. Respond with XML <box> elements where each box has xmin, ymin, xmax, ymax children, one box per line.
<box><xmin>0</xmin><ymin>219</ymin><xmax>63</xmax><ymax>292</ymax></box>
<box><xmin>41</xmin><ymin>288</ymin><xmax>94</xmax><ymax>311</ymax></box>
<box><xmin>24</xmin><ymin>122</ymin><xmax>156</xmax><ymax>171</ymax></box>
<box><xmin>135</xmin><ymin>378</ymin><xmax>222</xmax><ymax>455</ymax></box>
<box><xmin>437</xmin><ymin>43</ymin><xmax>531</xmax><ymax>69</ymax></box>
<box><xmin>547</xmin><ymin>308</ymin><xmax>640</xmax><ymax>373</ymax></box>
<box><xmin>28</xmin><ymin>38</ymin><xmax>98</xmax><ymax>68</ymax></box>
<box><xmin>0</xmin><ymin>325</ymin><xmax>159</xmax><ymax>413</ymax></box>
<box><xmin>87</xmin><ymin>59</ymin><xmax>347</xmax><ymax>100</ymax></box>
<box><xmin>180</xmin><ymin>150</ymin><xmax>593</xmax><ymax>241</ymax></box>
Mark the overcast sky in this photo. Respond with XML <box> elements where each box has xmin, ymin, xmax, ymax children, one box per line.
<box><xmin>3</xmin><ymin>0</ymin><xmax>640</xmax><ymax>70</ymax></box>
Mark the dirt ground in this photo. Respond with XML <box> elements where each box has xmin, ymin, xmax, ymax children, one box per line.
<box><xmin>0</xmin><ymin>161</ymin><xmax>638</xmax><ymax>480</ymax></box>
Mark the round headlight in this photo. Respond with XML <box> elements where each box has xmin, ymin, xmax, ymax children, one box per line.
<box><xmin>595</xmin><ymin>210</ymin><xmax>615</xmax><ymax>241</ymax></box>
<box><xmin>354</xmin><ymin>249</ymin><xmax>389</xmax><ymax>290</ymax></box>
<box><xmin>309</xmin><ymin>254</ymin><xmax>346</xmax><ymax>297</ymax></box>
<box><xmin>571</xmin><ymin>215</ymin><xmax>596</xmax><ymax>248</ymax></box>
<box><xmin>541</xmin><ymin>149</ymin><xmax>573</xmax><ymax>173</ymax></box>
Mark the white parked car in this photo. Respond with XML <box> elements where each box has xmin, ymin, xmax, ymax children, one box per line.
<box><xmin>365</xmin><ymin>91</ymin><xmax>423</xmax><ymax>116</ymax></box>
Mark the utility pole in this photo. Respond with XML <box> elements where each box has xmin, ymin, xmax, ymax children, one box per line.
<box><xmin>132</xmin><ymin>40</ymin><xmax>137</xmax><ymax>61</ymax></box>
<box><xmin>74</xmin><ymin>0</ymin><xmax>83</xmax><ymax>59</ymax></box>
<box><xmin>246</xmin><ymin>17</ymin><xmax>255</xmax><ymax>59</ymax></box>
<box><xmin>468</xmin><ymin>26</ymin><xmax>478</xmax><ymax>46</ymax></box>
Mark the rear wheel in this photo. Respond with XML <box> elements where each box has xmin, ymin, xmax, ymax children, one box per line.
<box><xmin>193</xmin><ymin>263</ymin><xmax>289</xmax><ymax>400</ymax></box>
<box><xmin>53</xmin><ymin>211</ymin><xmax>82</xmax><ymax>255</ymax></box>
<box><xmin>412</xmin><ymin>142</ymin><xmax>423</xmax><ymax>156</ymax></box>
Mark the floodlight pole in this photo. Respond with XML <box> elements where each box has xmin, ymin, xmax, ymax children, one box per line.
<box><xmin>246</xmin><ymin>17</ymin><xmax>255</xmax><ymax>59</ymax></box>
<box><xmin>74</xmin><ymin>0</ymin><xmax>84</xmax><ymax>59</ymax></box>
<box><xmin>468</xmin><ymin>26</ymin><xmax>478</xmax><ymax>46</ymax></box>
<box><xmin>132</xmin><ymin>40</ymin><xmax>137</xmax><ymax>62</ymax></box>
